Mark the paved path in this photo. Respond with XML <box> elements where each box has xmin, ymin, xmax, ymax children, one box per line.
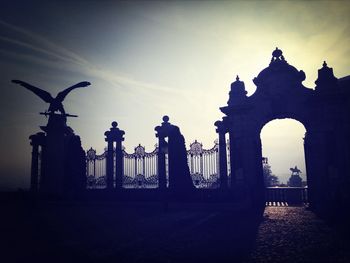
<box><xmin>249</xmin><ymin>207</ymin><xmax>350</xmax><ymax>263</ymax></box>
<box><xmin>2</xmin><ymin>203</ymin><xmax>350</xmax><ymax>262</ymax></box>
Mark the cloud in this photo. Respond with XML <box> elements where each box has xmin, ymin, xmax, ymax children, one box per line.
<box><xmin>0</xmin><ymin>35</ymin><xmax>86</xmax><ymax>66</ymax></box>
<box><xmin>0</xmin><ymin>20</ymin><xmax>89</xmax><ymax>66</ymax></box>
<box><xmin>0</xmin><ymin>19</ymin><xmax>182</xmax><ymax>96</ymax></box>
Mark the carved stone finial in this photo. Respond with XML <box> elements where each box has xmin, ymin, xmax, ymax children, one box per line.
<box><xmin>315</xmin><ymin>60</ymin><xmax>338</xmax><ymax>92</ymax></box>
<box><xmin>111</xmin><ymin>121</ymin><xmax>118</xmax><ymax>128</ymax></box>
<box><xmin>155</xmin><ymin>115</ymin><xmax>172</xmax><ymax>136</ymax></box>
<box><xmin>227</xmin><ymin>76</ymin><xmax>247</xmax><ymax>106</ymax></box>
<box><xmin>214</xmin><ymin>120</ymin><xmax>227</xmax><ymax>133</ymax></box>
<box><xmin>214</xmin><ymin>120</ymin><xmax>221</xmax><ymax>127</ymax></box>
<box><xmin>269</xmin><ymin>47</ymin><xmax>288</xmax><ymax>66</ymax></box>
<box><xmin>105</xmin><ymin>121</ymin><xmax>125</xmax><ymax>142</ymax></box>
<box><xmin>272</xmin><ymin>47</ymin><xmax>283</xmax><ymax>59</ymax></box>
<box><xmin>162</xmin><ymin>115</ymin><xmax>169</xmax><ymax>123</ymax></box>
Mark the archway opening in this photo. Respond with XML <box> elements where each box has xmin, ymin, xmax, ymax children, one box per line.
<box><xmin>260</xmin><ymin>119</ymin><xmax>307</xmax><ymax>188</ymax></box>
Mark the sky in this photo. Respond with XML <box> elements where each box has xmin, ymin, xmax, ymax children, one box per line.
<box><xmin>0</xmin><ymin>0</ymin><xmax>349</xmax><ymax>189</ymax></box>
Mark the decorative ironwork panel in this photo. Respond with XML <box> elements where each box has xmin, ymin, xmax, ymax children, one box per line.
<box><xmin>86</xmin><ymin>147</ymin><xmax>107</xmax><ymax>189</ymax></box>
<box><xmin>187</xmin><ymin>140</ymin><xmax>219</xmax><ymax>188</ymax></box>
<box><xmin>123</xmin><ymin>144</ymin><xmax>159</xmax><ymax>188</ymax></box>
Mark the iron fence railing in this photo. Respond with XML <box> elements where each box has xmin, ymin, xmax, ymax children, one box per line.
<box><xmin>265</xmin><ymin>187</ymin><xmax>308</xmax><ymax>205</ymax></box>
<box><xmin>85</xmin><ymin>140</ymin><xmax>226</xmax><ymax>189</ymax></box>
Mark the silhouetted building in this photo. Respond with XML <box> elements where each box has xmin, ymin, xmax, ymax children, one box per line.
<box><xmin>215</xmin><ymin>48</ymin><xmax>350</xmax><ymax>214</ymax></box>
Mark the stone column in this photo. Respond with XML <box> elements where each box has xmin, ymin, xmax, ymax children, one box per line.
<box><xmin>104</xmin><ymin>121</ymin><xmax>125</xmax><ymax>190</ymax></box>
<box><xmin>29</xmin><ymin>134</ymin><xmax>40</xmax><ymax>191</ymax></box>
<box><xmin>115</xmin><ymin>138</ymin><xmax>124</xmax><ymax>189</ymax></box>
<box><xmin>106</xmin><ymin>140</ymin><xmax>114</xmax><ymax>189</ymax></box>
<box><xmin>155</xmin><ymin>116</ymin><xmax>172</xmax><ymax>190</ymax></box>
<box><xmin>304</xmin><ymin>130</ymin><xmax>331</xmax><ymax>211</ymax></box>
<box><xmin>240</xmin><ymin>134</ymin><xmax>265</xmax><ymax>209</ymax></box>
<box><xmin>227</xmin><ymin>125</ymin><xmax>265</xmax><ymax>208</ymax></box>
<box><xmin>157</xmin><ymin>135</ymin><xmax>167</xmax><ymax>189</ymax></box>
<box><xmin>228</xmin><ymin>130</ymin><xmax>236</xmax><ymax>188</ymax></box>
<box><xmin>215</xmin><ymin>121</ymin><xmax>228</xmax><ymax>189</ymax></box>
<box><xmin>38</xmin><ymin>114</ymin><xmax>69</xmax><ymax>195</ymax></box>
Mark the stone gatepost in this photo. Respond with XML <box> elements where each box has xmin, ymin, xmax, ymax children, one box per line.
<box><xmin>104</xmin><ymin>121</ymin><xmax>125</xmax><ymax>190</ymax></box>
<box><xmin>215</xmin><ymin>120</ymin><xmax>228</xmax><ymax>189</ymax></box>
<box><xmin>155</xmin><ymin>116</ymin><xmax>172</xmax><ymax>190</ymax></box>
<box><xmin>304</xmin><ymin>129</ymin><xmax>332</xmax><ymax>211</ymax></box>
<box><xmin>29</xmin><ymin>132</ymin><xmax>46</xmax><ymax>191</ymax></box>
<box><xmin>39</xmin><ymin>114</ymin><xmax>73</xmax><ymax>195</ymax></box>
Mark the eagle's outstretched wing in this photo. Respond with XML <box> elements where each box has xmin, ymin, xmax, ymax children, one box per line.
<box><xmin>56</xmin><ymin>81</ymin><xmax>91</xmax><ymax>102</ymax></box>
<box><xmin>12</xmin><ymin>80</ymin><xmax>53</xmax><ymax>103</ymax></box>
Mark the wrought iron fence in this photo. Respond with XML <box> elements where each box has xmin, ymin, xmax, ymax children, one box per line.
<box><xmin>123</xmin><ymin>144</ymin><xmax>159</xmax><ymax>188</ymax></box>
<box><xmin>187</xmin><ymin>140</ymin><xmax>219</xmax><ymax>188</ymax></box>
<box><xmin>85</xmin><ymin>140</ymin><xmax>225</xmax><ymax>189</ymax></box>
<box><xmin>86</xmin><ymin>148</ymin><xmax>107</xmax><ymax>189</ymax></box>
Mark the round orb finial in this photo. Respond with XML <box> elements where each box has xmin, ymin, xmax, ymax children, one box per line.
<box><xmin>272</xmin><ymin>47</ymin><xmax>283</xmax><ymax>58</ymax></box>
<box><xmin>111</xmin><ymin>121</ymin><xmax>118</xmax><ymax>128</ymax></box>
<box><xmin>162</xmin><ymin>115</ymin><xmax>169</xmax><ymax>123</ymax></box>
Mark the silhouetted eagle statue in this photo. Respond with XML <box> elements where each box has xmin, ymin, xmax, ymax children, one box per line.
<box><xmin>12</xmin><ymin>80</ymin><xmax>90</xmax><ymax>115</ymax></box>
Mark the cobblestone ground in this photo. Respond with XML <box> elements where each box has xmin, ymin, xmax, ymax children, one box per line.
<box><xmin>2</xmin><ymin>202</ymin><xmax>350</xmax><ymax>263</ymax></box>
<box><xmin>249</xmin><ymin>207</ymin><xmax>350</xmax><ymax>263</ymax></box>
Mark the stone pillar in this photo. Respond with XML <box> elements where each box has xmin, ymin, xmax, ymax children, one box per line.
<box><xmin>33</xmin><ymin>114</ymin><xmax>86</xmax><ymax>196</ymax></box>
<box><xmin>155</xmin><ymin>116</ymin><xmax>172</xmax><ymax>190</ymax></box>
<box><xmin>240</xmin><ymin>134</ymin><xmax>265</xmax><ymax>209</ymax></box>
<box><xmin>39</xmin><ymin>114</ymin><xmax>68</xmax><ymax>195</ymax></box>
<box><xmin>104</xmin><ymin>121</ymin><xmax>125</xmax><ymax>190</ymax></box>
<box><xmin>227</xmin><ymin>126</ymin><xmax>265</xmax><ymax>208</ymax></box>
<box><xmin>106</xmin><ymin>140</ymin><xmax>114</xmax><ymax>190</ymax></box>
<box><xmin>228</xmin><ymin>131</ymin><xmax>236</xmax><ymax>188</ymax></box>
<box><xmin>158</xmin><ymin>136</ymin><xmax>167</xmax><ymax>189</ymax></box>
<box><xmin>215</xmin><ymin>121</ymin><xmax>228</xmax><ymax>189</ymax></box>
<box><xmin>115</xmin><ymin>137</ymin><xmax>124</xmax><ymax>189</ymax></box>
<box><xmin>305</xmin><ymin>130</ymin><xmax>333</xmax><ymax>212</ymax></box>
<box><xmin>29</xmin><ymin>133</ymin><xmax>44</xmax><ymax>191</ymax></box>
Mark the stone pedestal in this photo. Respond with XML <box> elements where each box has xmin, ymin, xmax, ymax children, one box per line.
<box><xmin>31</xmin><ymin>114</ymin><xmax>86</xmax><ymax>196</ymax></box>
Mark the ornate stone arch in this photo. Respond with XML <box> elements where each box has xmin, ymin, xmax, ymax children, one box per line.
<box><xmin>216</xmin><ymin>48</ymin><xmax>350</xmax><ymax>213</ymax></box>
